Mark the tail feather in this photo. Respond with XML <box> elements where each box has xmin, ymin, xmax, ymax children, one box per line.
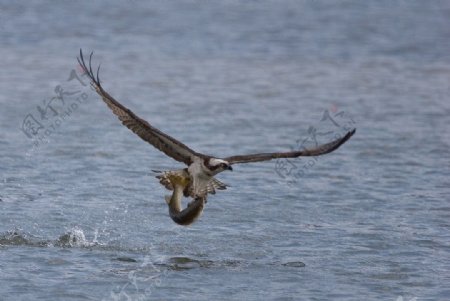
<box><xmin>211</xmin><ymin>178</ymin><xmax>228</xmax><ymax>190</ymax></box>
<box><xmin>196</xmin><ymin>178</ymin><xmax>228</xmax><ymax>196</ymax></box>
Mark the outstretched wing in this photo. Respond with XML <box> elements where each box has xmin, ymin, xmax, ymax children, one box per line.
<box><xmin>77</xmin><ymin>49</ymin><xmax>201</xmax><ymax>166</ymax></box>
<box><xmin>224</xmin><ymin>129</ymin><xmax>355</xmax><ymax>164</ymax></box>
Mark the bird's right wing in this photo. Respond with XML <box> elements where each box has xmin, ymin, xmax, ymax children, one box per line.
<box><xmin>224</xmin><ymin>129</ymin><xmax>355</xmax><ymax>164</ymax></box>
<box><xmin>77</xmin><ymin>49</ymin><xmax>201</xmax><ymax>166</ymax></box>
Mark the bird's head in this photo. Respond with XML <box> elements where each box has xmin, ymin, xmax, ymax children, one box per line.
<box><xmin>206</xmin><ymin>158</ymin><xmax>233</xmax><ymax>174</ymax></box>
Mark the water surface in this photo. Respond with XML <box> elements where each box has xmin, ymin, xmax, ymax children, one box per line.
<box><xmin>0</xmin><ymin>1</ymin><xmax>449</xmax><ymax>300</ymax></box>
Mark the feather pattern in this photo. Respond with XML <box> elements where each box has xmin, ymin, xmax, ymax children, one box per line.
<box><xmin>224</xmin><ymin>129</ymin><xmax>355</xmax><ymax>164</ymax></box>
<box><xmin>77</xmin><ymin>50</ymin><xmax>201</xmax><ymax>166</ymax></box>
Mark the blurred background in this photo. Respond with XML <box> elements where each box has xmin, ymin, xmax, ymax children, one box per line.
<box><xmin>0</xmin><ymin>1</ymin><xmax>449</xmax><ymax>300</ymax></box>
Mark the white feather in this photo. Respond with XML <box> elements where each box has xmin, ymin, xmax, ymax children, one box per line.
<box><xmin>209</xmin><ymin>158</ymin><xmax>229</xmax><ymax>166</ymax></box>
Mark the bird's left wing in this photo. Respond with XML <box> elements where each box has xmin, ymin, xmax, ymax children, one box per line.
<box><xmin>77</xmin><ymin>49</ymin><xmax>201</xmax><ymax>166</ymax></box>
<box><xmin>224</xmin><ymin>129</ymin><xmax>355</xmax><ymax>164</ymax></box>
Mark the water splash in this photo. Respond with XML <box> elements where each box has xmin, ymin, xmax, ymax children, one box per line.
<box><xmin>0</xmin><ymin>230</ymin><xmax>32</xmax><ymax>246</ymax></box>
<box><xmin>0</xmin><ymin>228</ymin><xmax>98</xmax><ymax>248</ymax></box>
<box><xmin>56</xmin><ymin>227</ymin><xmax>97</xmax><ymax>247</ymax></box>
<box><xmin>0</xmin><ymin>230</ymin><xmax>48</xmax><ymax>247</ymax></box>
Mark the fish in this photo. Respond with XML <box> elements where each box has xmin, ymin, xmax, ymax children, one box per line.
<box><xmin>163</xmin><ymin>171</ymin><xmax>206</xmax><ymax>226</ymax></box>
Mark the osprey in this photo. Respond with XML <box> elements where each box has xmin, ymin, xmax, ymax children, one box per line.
<box><xmin>77</xmin><ymin>50</ymin><xmax>355</xmax><ymax>225</ymax></box>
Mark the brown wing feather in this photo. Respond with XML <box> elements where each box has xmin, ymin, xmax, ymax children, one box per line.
<box><xmin>77</xmin><ymin>49</ymin><xmax>200</xmax><ymax>166</ymax></box>
<box><xmin>224</xmin><ymin>129</ymin><xmax>355</xmax><ymax>164</ymax></box>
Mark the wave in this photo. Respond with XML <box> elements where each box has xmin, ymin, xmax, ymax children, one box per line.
<box><xmin>0</xmin><ymin>229</ymin><xmax>305</xmax><ymax>270</ymax></box>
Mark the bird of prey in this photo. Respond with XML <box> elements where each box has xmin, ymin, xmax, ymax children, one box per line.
<box><xmin>77</xmin><ymin>49</ymin><xmax>355</xmax><ymax>225</ymax></box>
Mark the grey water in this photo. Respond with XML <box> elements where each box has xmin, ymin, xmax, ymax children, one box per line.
<box><xmin>1</xmin><ymin>1</ymin><xmax>449</xmax><ymax>300</ymax></box>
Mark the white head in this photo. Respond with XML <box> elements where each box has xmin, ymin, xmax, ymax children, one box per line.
<box><xmin>206</xmin><ymin>158</ymin><xmax>233</xmax><ymax>175</ymax></box>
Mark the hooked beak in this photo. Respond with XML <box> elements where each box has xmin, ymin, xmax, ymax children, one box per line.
<box><xmin>227</xmin><ymin>165</ymin><xmax>233</xmax><ymax>171</ymax></box>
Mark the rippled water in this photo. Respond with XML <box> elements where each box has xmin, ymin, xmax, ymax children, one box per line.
<box><xmin>1</xmin><ymin>1</ymin><xmax>449</xmax><ymax>300</ymax></box>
